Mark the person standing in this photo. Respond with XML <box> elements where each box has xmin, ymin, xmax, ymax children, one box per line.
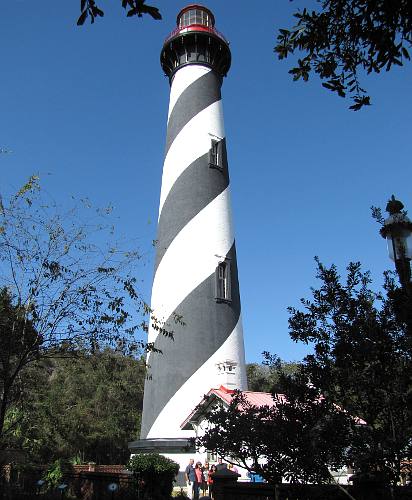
<box><xmin>185</xmin><ymin>458</ymin><xmax>195</xmax><ymax>499</ymax></box>
<box><xmin>193</xmin><ymin>461</ymin><xmax>204</xmax><ymax>499</ymax></box>
<box><xmin>202</xmin><ymin>462</ymin><xmax>209</xmax><ymax>497</ymax></box>
<box><xmin>208</xmin><ymin>464</ymin><xmax>217</xmax><ymax>499</ymax></box>
<box><xmin>216</xmin><ymin>458</ymin><xmax>227</xmax><ymax>471</ymax></box>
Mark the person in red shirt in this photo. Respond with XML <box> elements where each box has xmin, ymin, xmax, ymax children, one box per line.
<box><xmin>193</xmin><ymin>462</ymin><xmax>204</xmax><ymax>499</ymax></box>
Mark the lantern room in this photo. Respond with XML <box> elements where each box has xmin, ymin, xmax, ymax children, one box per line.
<box><xmin>177</xmin><ymin>5</ymin><xmax>215</xmax><ymax>29</ymax></box>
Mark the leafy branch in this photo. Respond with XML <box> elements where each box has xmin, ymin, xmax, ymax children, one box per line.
<box><xmin>77</xmin><ymin>0</ymin><xmax>161</xmax><ymax>26</ymax></box>
<box><xmin>275</xmin><ymin>1</ymin><xmax>412</xmax><ymax>110</ymax></box>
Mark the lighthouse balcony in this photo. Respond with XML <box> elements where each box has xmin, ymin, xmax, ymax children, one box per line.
<box><xmin>164</xmin><ymin>24</ymin><xmax>229</xmax><ymax>46</ymax></box>
<box><xmin>161</xmin><ymin>29</ymin><xmax>231</xmax><ymax>79</ymax></box>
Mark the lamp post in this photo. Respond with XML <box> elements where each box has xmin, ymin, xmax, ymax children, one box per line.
<box><xmin>380</xmin><ymin>196</ymin><xmax>412</xmax><ymax>288</ymax></box>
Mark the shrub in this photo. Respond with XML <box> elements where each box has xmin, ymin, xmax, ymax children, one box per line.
<box><xmin>127</xmin><ymin>453</ymin><xmax>179</xmax><ymax>499</ymax></box>
<box><xmin>43</xmin><ymin>459</ymin><xmax>64</xmax><ymax>489</ymax></box>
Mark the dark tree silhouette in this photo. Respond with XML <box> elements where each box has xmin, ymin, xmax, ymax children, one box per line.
<box><xmin>286</xmin><ymin>258</ymin><xmax>412</xmax><ymax>484</ymax></box>
<box><xmin>275</xmin><ymin>1</ymin><xmax>412</xmax><ymax>110</ymax></box>
<box><xmin>198</xmin><ymin>365</ymin><xmax>352</xmax><ymax>484</ymax></box>
<box><xmin>198</xmin><ymin>258</ymin><xmax>412</xmax><ymax>486</ymax></box>
<box><xmin>76</xmin><ymin>0</ymin><xmax>161</xmax><ymax>25</ymax></box>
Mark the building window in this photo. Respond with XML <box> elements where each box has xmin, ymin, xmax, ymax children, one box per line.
<box><xmin>215</xmin><ymin>260</ymin><xmax>231</xmax><ymax>302</ymax></box>
<box><xmin>209</xmin><ymin>139</ymin><xmax>223</xmax><ymax>170</ymax></box>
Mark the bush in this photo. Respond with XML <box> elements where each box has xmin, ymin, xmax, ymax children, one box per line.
<box><xmin>127</xmin><ymin>453</ymin><xmax>179</xmax><ymax>499</ymax></box>
<box><xmin>43</xmin><ymin>459</ymin><xmax>64</xmax><ymax>489</ymax></box>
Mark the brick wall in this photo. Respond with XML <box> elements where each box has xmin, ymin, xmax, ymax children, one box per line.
<box><xmin>72</xmin><ymin>464</ymin><xmax>126</xmax><ymax>474</ymax></box>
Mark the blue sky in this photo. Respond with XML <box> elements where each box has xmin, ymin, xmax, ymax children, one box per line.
<box><xmin>1</xmin><ymin>1</ymin><xmax>411</xmax><ymax>363</ymax></box>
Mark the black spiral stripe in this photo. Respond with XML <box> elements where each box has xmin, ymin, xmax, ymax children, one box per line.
<box><xmin>141</xmin><ymin>243</ymin><xmax>241</xmax><ymax>439</ymax></box>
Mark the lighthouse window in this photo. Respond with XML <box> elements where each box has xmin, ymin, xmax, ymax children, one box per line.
<box><xmin>180</xmin><ymin>12</ymin><xmax>188</xmax><ymax>27</ymax></box>
<box><xmin>194</xmin><ymin>10</ymin><xmax>203</xmax><ymax>25</ymax></box>
<box><xmin>179</xmin><ymin>9</ymin><xmax>211</xmax><ymax>28</ymax></box>
<box><xmin>215</xmin><ymin>261</ymin><xmax>231</xmax><ymax>302</ymax></box>
<box><xmin>209</xmin><ymin>139</ymin><xmax>223</xmax><ymax>170</ymax></box>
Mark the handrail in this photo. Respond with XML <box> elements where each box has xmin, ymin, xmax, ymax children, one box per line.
<box><xmin>164</xmin><ymin>24</ymin><xmax>229</xmax><ymax>45</ymax></box>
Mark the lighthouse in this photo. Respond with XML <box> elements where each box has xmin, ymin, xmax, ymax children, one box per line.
<box><xmin>134</xmin><ymin>4</ymin><xmax>247</xmax><ymax>454</ymax></box>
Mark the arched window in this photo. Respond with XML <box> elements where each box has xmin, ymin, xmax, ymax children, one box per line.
<box><xmin>215</xmin><ymin>260</ymin><xmax>231</xmax><ymax>302</ymax></box>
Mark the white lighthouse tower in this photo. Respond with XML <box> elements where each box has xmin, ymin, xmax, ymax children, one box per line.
<box><xmin>131</xmin><ymin>4</ymin><xmax>247</xmax><ymax>457</ymax></box>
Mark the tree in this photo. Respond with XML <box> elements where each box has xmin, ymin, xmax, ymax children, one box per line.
<box><xmin>275</xmin><ymin>1</ymin><xmax>412</xmax><ymax>110</ymax></box>
<box><xmin>197</xmin><ymin>368</ymin><xmax>352</xmax><ymax>484</ymax></box>
<box><xmin>0</xmin><ymin>177</ymin><xmax>171</xmax><ymax>447</ymax></box>
<box><xmin>246</xmin><ymin>360</ymin><xmax>299</xmax><ymax>393</ymax></box>
<box><xmin>76</xmin><ymin>0</ymin><xmax>162</xmax><ymax>26</ymax></box>
<box><xmin>198</xmin><ymin>258</ymin><xmax>412</xmax><ymax>486</ymax></box>
<box><xmin>4</xmin><ymin>349</ymin><xmax>146</xmax><ymax>464</ymax></box>
<box><xmin>0</xmin><ymin>289</ymin><xmax>39</xmax><ymax>446</ymax></box>
<box><xmin>286</xmin><ymin>258</ymin><xmax>412</xmax><ymax>484</ymax></box>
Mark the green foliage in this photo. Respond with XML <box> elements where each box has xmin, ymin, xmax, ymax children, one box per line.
<box><xmin>128</xmin><ymin>453</ymin><xmax>179</xmax><ymax>499</ymax></box>
<box><xmin>69</xmin><ymin>454</ymin><xmax>84</xmax><ymax>465</ymax></box>
<box><xmin>0</xmin><ymin>288</ymin><xmax>40</xmax><ymax>447</ymax></box>
<box><xmin>5</xmin><ymin>348</ymin><xmax>146</xmax><ymax>464</ymax></box>
<box><xmin>275</xmin><ymin>1</ymin><xmax>412</xmax><ymax>109</ymax></box>
<box><xmin>246</xmin><ymin>359</ymin><xmax>299</xmax><ymax>392</ymax></box>
<box><xmin>286</xmin><ymin>258</ymin><xmax>412</xmax><ymax>484</ymax></box>
<box><xmin>14</xmin><ymin>174</ymin><xmax>40</xmax><ymax>199</ymax></box>
<box><xmin>43</xmin><ymin>459</ymin><xmax>64</xmax><ymax>489</ymax></box>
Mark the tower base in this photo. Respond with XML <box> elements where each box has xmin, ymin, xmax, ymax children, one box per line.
<box><xmin>128</xmin><ymin>437</ymin><xmax>194</xmax><ymax>454</ymax></box>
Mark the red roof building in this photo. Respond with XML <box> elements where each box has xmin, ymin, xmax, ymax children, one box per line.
<box><xmin>181</xmin><ymin>385</ymin><xmax>283</xmax><ymax>431</ymax></box>
<box><xmin>181</xmin><ymin>384</ymin><xmax>365</xmax><ymax>431</ymax></box>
